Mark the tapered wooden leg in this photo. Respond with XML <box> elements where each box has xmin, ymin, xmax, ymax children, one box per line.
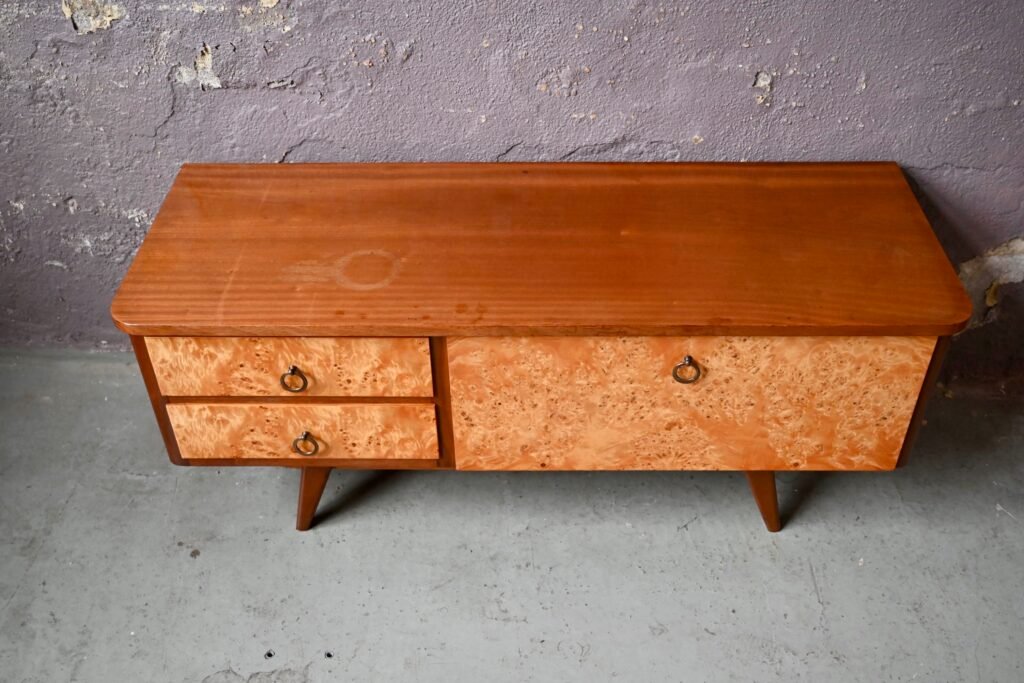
<box><xmin>745</xmin><ymin>471</ymin><xmax>782</xmax><ymax>532</ymax></box>
<box><xmin>296</xmin><ymin>467</ymin><xmax>332</xmax><ymax>531</ymax></box>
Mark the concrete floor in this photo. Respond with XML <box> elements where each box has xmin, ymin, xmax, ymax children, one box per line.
<box><xmin>1</xmin><ymin>350</ymin><xmax>1022</xmax><ymax>682</ymax></box>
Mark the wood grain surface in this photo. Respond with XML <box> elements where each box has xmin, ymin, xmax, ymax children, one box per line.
<box><xmin>448</xmin><ymin>336</ymin><xmax>935</xmax><ymax>471</ymax></box>
<box><xmin>167</xmin><ymin>403</ymin><xmax>438</xmax><ymax>460</ymax></box>
<box><xmin>146</xmin><ymin>336</ymin><xmax>432</xmax><ymax>396</ymax></box>
<box><xmin>111</xmin><ymin>163</ymin><xmax>971</xmax><ymax>337</ymax></box>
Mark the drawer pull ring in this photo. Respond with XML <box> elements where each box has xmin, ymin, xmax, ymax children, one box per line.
<box><xmin>292</xmin><ymin>431</ymin><xmax>320</xmax><ymax>456</ymax></box>
<box><xmin>672</xmin><ymin>355</ymin><xmax>702</xmax><ymax>384</ymax></box>
<box><xmin>280</xmin><ymin>365</ymin><xmax>309</xmax><ymax>393</ymax></box>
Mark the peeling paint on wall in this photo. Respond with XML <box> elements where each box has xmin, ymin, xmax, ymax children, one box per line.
<box><xmin>174</xmin><ymin>44</ymin><xmax>222</xmax><ymax>90</ymax></box>
<box><xmin>238</xmin><ymin>0</ymin><xmax>292</xmax><ymax>33</ymax></box>
<box><xmin>753</xmin><ymin>71</ymin><xmax>774</xmax><ymax>106</ymax></box>
<box><xmin>61</xmin><ymin>0</ymin><xmax>123</xmax><ymax>34</ymax></box>
<box><xmin>959</xmin><ymin>237</ymin><xmax>1024</xmax><ymax>328</ymax></box>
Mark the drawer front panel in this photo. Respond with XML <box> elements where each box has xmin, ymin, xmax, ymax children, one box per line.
<box><xmin>147</xmin><ymin>337</ymin><xmax>433</xmax><ymax>397</ymax></box>
<box><xmin>448</xmin><ymin>336</ymin><xmax>935</xmax><ymax>471</ymax></box>
<box><xmin>167</xmin><ymin>403</ymin><xmax>439</xmax><ymax>460</ymax></box>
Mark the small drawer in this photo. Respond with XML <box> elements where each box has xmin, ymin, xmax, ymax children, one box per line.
<box><xmin>167</xmin><ymin>403</ymin><xmax>439</xmax><ymax>460</ymax></box>
<box><xmin>146</xmin><ymin>337</ymin><xmax>433</xmax><ymax>397</ymax></box>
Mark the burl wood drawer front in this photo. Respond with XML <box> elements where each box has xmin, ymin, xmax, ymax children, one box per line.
<box><xmin>448</xmin><ymin>336</ymin><xmax>936</xmax><ymax>471</ymax></box>
<box><xmin>146</xmin><ymin>337</ymin><xmax>433</xmax><ymax>397</ymax></box>
<box><xmin>166</xmin><ymin>403</ymin><xmax>439</xmax><ymax>460</ymax></box>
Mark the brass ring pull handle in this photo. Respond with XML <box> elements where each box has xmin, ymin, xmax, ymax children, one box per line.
<box><xmin>672</xmin><ymin>355</ymin><xmax>702</xmax><ymax>384</ymax></box>
<box><xmin>280</xmin><ymin>365</ymin><xmax>309</xmax><ymax>393</ymax></box>
<box><xmin>292</xmin><ymin>431</ymin><xmax>320</xmax><ymax>456</ymax></box>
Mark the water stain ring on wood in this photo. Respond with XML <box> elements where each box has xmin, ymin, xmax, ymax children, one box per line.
<box><xmin>335</xmin><ymin>249</ymin><xmax>401</xmax><ymax>291</ymax></box>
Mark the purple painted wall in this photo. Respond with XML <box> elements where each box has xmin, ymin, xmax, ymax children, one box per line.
<box><xmin>1</xmin><ymin>1</ymin><xmax>1022</xmax><ymax>392</ymax></box>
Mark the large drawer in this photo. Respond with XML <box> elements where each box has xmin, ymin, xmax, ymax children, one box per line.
<box><xmin>146</xmin><ymin>337</ymin><xmax>433</xmax><ymax>397</ymax></box>
<box><xmin>167</xmin><ymin>403</ymin><xmax>439</xmax><ymax>460</ymax></box>
<box><xmin>448</xmin><ymin>336</ymin><xmax>936</xmax><ymax>471</ymax></box>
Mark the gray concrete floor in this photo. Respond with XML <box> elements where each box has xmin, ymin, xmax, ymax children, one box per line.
<box><xmin>1</xmin><ymin>349</ymin><xmax>1022</xmax><ymax>682</ymax></box>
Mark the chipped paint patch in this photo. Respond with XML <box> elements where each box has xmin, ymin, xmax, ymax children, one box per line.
<box><xmin>121</xmin><ymin>208</ymin><xmax>150</xmax><ymax>227</ymax></box>
<box><xmin>61</xmin><ymin>0</ymin><xmax>124</xmax><ymax>34</ymax></box>
<box><xmin>153</xmin><ymin>3</ymin><xmax>229</xmax><ymax>11</ymax></box>
<box><xmin>753</xmin><ymin>70</ymin><xmax>773</xmax><ymax>106</ymax></box>
<box><xmin>175</xmin><ymin>44</ymin><xmax>222</xmax><ymax>90</ymax></box>
<box><xmin>396</xmin><ymin>39</ymin><xmax>415</xmax><ymax>62</ymax></box>
<box><xmin>959</xmin><ymin>237</ymin><xmax>1024</xmax><ymax>328</ymax></box>
<box><xmin>238</xmin><ymin>0</ymin><xmax>292</xmax><ymax>32</ymax></box>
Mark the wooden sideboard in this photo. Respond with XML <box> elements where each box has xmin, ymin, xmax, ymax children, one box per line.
<box><xmin>111</xmin><ymin>162</ymin><xmax>971</xmax><ymax>531</ymax></box>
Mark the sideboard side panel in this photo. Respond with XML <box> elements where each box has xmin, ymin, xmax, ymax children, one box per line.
<box><xmin>448</xmin><ymin>336</ymin><xmax>936</xmax><ymax>471</ymax></box>
<box><xmin>895</xmin><ymin>336</ymin><xmax>948</xmax><ymax>468</ymax></box>
<box><xmin>131</xmin><ymin>335</ymin><xmax>185</xmax><ymax>465</ymax></box>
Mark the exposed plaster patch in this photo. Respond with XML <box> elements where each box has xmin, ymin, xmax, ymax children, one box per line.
<box><xmin>959</xmin><ymin>237</ymin><xmax>1024</xmax><ymax>328</ymax></box>
<box><xmin>154</xmin><ymin>3</ymin><xmax>228</xmax><ymax>11</ymax></box>
<box><xmin>0</xmin><ymin>216</ymin><xmax>14</xmax><ymax>262</ymax></box>
<box><xmin>396</xmin><ymin>40</ymin><xmax>415</xmax><ymax>63</ymax></box>
<box><xmin>238</xmin><ymin>1</ymin><xmax>292</xmax><ymax>32</ymax></box>
<box><xmin>61</xmin><ymin>0</ymin><xmax>124</xmax><ymax>34</ymax></box>
<box><xmin>753</xmin><ymin>70</ymin><xmax>773</xmax><ymax>106</ymax></box>
<box><xmin>122</xmin><ymin>208</ymin><xmax>150</xmax><ymax>227</ymax></box>
<box><xmin>174</xmin><ymin>44</ymin><xmax>222</xmax><ymax>90</ymax></box>
<box><xmin>346</xmin><ymin>34</ymin><xmax>414</xmax><ymax>72</ymax></box>
<box><xmin>942</xmin><ymin>95</ymin><xmax>1024</xmax><ymax>122</ymax></box>
<box><xmin>46</xmin><ymin>202</ymin><xmax>152</xmax><ymax>264</ymax></box>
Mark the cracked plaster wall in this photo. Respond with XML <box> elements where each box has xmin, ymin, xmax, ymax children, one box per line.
<box><xmin>0</xmin><ymin>1</ymin><xmax>1022</xmax><ymax>393</ymax></box>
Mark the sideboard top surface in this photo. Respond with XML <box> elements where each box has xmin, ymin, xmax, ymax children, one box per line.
<box><xmin>111</xmin><ymin>162</ymin><xmax>971</xmax><ymax>336</ymax></box>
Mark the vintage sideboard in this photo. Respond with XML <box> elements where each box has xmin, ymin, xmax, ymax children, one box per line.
<box><xmin>111</xmin><ymin>162</ymin><xmax>971</xmax><ymax>532</ymax></box>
